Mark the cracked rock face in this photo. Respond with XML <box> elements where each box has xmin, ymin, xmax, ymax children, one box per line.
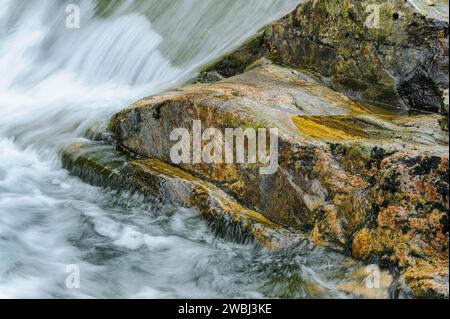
<box><xmin>109</xmin><ymin>62</ymin><xmax>449</xmax><ymax>298</ymax></box>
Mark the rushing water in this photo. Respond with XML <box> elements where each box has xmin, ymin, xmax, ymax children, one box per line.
<box><xmin>0</xmin><ymin>0</ymin><xmax>368</xmax><ymax>298</ymax></box>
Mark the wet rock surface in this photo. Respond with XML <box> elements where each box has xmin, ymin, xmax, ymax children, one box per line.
<box><xmin>62</xmin><ymin>140</ymin><xmax>397</xmax><ymax>299</ymax></box>
<box><xmin>61</xmin><ymin>141</ymin><xmax>297</xmax><ymax>249</ymax></box>
<box><xmin>108</xmin><ymin>62</ymin><xmax>449</xmax><ymax>298</ymax></box>
<box><xmin>62</xmin><ymin>0</ymin><xmax>449</xmax><ymax>299</ymax></box>
<box><xmin>62</xmin><ymin>141</ymin><xmax>398</xmax><ymax>299</ymax></box>
<box><xmin>204</xmin><ymin>0</ymin><xmax>449</xmax><ymax>115</ymax></box>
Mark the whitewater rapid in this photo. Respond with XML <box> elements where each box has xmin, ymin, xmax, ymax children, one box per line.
<box><xmin>0</xmin><ymin>0</ymin><xmax>362</xmax><ymax>298</ymax></box>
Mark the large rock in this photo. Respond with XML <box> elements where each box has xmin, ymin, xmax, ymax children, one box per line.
<box><xmin>204</xmin><ymin>0</ymin><xmax>449</xmax><ymax>114</ymax></box>
<box><xmin>109</xmin><ymin>61</ymin><xmax>449</xmax><ymax>298</ymax></box>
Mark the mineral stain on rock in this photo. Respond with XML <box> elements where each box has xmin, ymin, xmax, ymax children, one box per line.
<box><xmin>63</xmin><ymin>0</ymin><xmax>449</xmax><ymax>299</ymax></box>
<box><xmin>102</xmin><ymin>60</ymin><xmax>450</xmax><ymax>298</ymax></box>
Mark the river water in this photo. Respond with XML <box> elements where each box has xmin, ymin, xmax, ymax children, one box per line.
<box><xmin>0</xmin><ymin>0</ymin><xmax>366</xmax><ymax>298</ymax></box>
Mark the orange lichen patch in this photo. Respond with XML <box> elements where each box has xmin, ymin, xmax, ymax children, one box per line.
<box><xmin>292</xmin><ymin>116</ymin><xmax>368</xmax><ymax>140</ymax></box>
<box><xmin>403</xmin><ymin>260</ymin><xmax>450</xmax><ymax>298</ymax></box>
<box><xmin>425</xmin><ymin>182</ymin><xmax>439</xmax><ymax>201</ymax></box>
<box><xmin>347</xmin><ymin>175</ymin><xmax>369</xmax><ymax>188</ymax></box>
<box><xmin>312</xmin><ymin>205</ymin><xmax>346</xmax><ymax>245</ymax></box>
<box><xmin>352</xmin><ymin>227</ymin><xmax>413</xmax><ymax>265</ymax></box>
<box><xmin>377</xmin><ymin>206</ymin><xmax>408</xmax><ymax>230</ymax></box>
<box><xmin>409</xmin><ymin>218</ymin><xmax>429</xmax><ymax>233</ymax></box>
<box><xmin>352</xmin><ymin>228</ymin><xmax>373</xmax><ymax>259</ymax></box>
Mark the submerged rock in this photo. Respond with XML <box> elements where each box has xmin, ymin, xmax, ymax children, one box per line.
<box><xmin>109</xmin><ymin>62</ymin><xmax>448</xmax><ymax>298</ymax></box>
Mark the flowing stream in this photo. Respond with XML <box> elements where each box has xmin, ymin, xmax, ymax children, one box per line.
<box><xmin>0</xmin><ymin>0</ymin><xmax>368</xmax><ymax>298</ymax></box>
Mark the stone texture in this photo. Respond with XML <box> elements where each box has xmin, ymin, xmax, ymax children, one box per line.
<box><xmin>203</xmin><ymin>0</ymin><xmax>449</xmax><ymax>115</ymax></box>
<box><xmin>63</xmin><ymin>141</ymin><xmax>399</xmax><ymax>299</ymax></box>
<box><xmin>61</xmin><ymin>141</ymin><xmax>298</xmax><ymax>249</ymax></box>
<box><xmin>109</xmin><ymin>62</ymin><xmax>449</xmax><ymax>297</ymax></box>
